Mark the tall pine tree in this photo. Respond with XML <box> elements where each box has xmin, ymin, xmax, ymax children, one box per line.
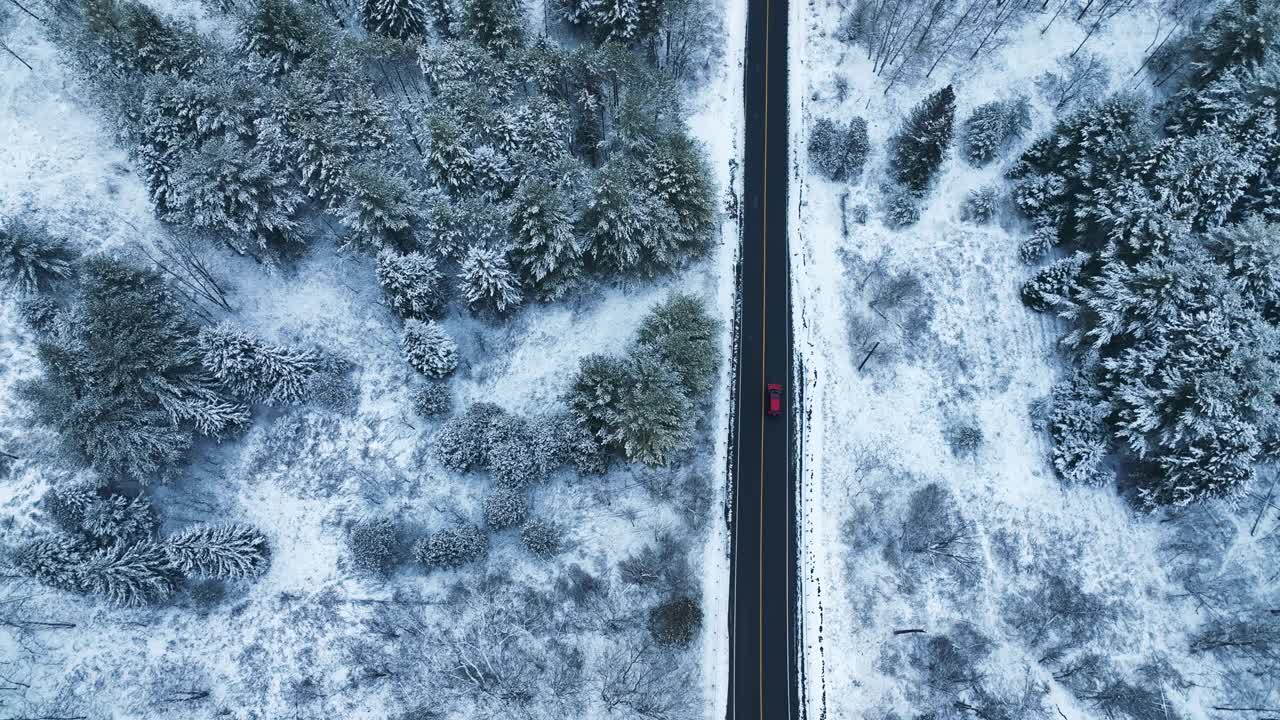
<box><xmin>891</xmin><ymin>85</ymin><xmax>956</xmax><ymax>192</ymax></box>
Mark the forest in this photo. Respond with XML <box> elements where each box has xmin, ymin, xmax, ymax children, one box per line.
<box><xmin>0</xmin><ymin>0</ymin><xmax>728</xmax><ymax>716</ymax></box>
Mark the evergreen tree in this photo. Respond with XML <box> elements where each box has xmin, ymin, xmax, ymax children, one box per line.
<box><xmin>331</xmin><ymin>165</ymin><xmax>425</xmax><ymax>251</ymax></box>
<box><xmin>483</xmin><ymin>485</ymin><xmax>528</xmax><ymax>529</ymax></box>
<box><xmin>164</xmin><ymin>524</ymin><xmax>271</xmax><ymax>579</ymax></box>
<box><xmin>425</xmin><ymin>108</ymin><xmax>476</xmax><ymax>190</ymax></box>
<box><xmin>520</xmin><ymin>519</ymin><xmax>562</xmax><ymax>557</ymax></box>
<box><xmin>433</xmin><ymin>402</ymin><xmax>506</xmax><ymax>471</ymax></box>
<box><xmin>891</xmin><ymin>85</ymin><xmax>956</xmax><ymax>192</ymax></box>
<box><xmin>560</xmin><ymin>0</ymin><xmax>664</xmax><ymax>43</ymax></box>
<box><xmin>12</xmin><ymin>536</ymin><xmax>89</xmax><ymax>593</ymax></box>
<box><xmin>43</xmin><ymin>482</ymin><xmax>98</xmax><ymax>535</ymax></box>
<box><xmin>583</xmin><ymin>159</ymin><xmax>657</xmax><ymax>275</ymax></box>
<box><xmin>648</xmin><ymin>131</ymin><xmax>716</xmax><ymax>265</ymax></box>
<box><xmin>66</xmin><ymin>0</ymin><xmax>205</xmax><ymax>80</ymax></box>
<box><xmin>1021</xmin><ymin>252</ymin><xmax>1087</xmax><ymax>312</ymax></box>
<box><xmin>377</xmin><ymin>250</ymin><xmax>444</xmax><ymax>319</ymax></box>
<box><xmin>238</xmin><ymin>0</ymin><xmax>334</xmax><ymax>75</ymax></box>
<box><xmin>510</xmin><ymin>177</ymin><xmax>583</xmax><ymax>300</ymax></box>
<box><xmin>635</xmin><ymin>293</ymin><xmax>721</xmax><ymax>399</ymax></box>
<box><xmin>961</xmin><ymin>97</ymin><xmax>1030</xmax><ymax>166</ymax></box>
<box><xmin>567</xmin><ymin>353</ymin><xmax>632</xmax><ymax>438</ymax></box>
<box><xmin>807</xmin><ymin>116</ymin><xmax>870</xmax><ymax>181</ymax></box>
<box><xmin>79</xmin><ymin>493</ymin><xmax>158</xmax><ymax>546</ymax></box>
<box><xmin>602</xmin><ymin>350</ymin><xmax>695</xmax><ymax>465</ymax></box>
<box><xmin>0</xmin><ymin>220</ymin><xmax>76</xmax><ymax>294</ymax></box>
<box><xmin>412</xmin><ymin>380</ymin><xmax>453</xmax><ymax>417</ymax></box>
<box><xmin>413</xmin><ymin>525</ymin><xmax>488</xmax><ymax>568</ymax></box>
<box><xmin>166</xmin><ymin>137</ymin><xmax>304</xmax><ymax>252</ymax></box>
<box><xmin>459</xmin><ymin>0</ymin><xmax>525</xmax><ymax>57</ymax></box>
<box><xmin>1206</xmin><ymin>215</ymin><xmax>1280</xmax><ymax>318</ymax></box>
<box><xmin>402</xmin><ymin>319</ymin><xmax>459</xmax><ymax>377</ymax></box>
<box><xmin>81</xmin><ymin>540</ymin><xmax>180</xmax><ymax>607</ymax></box>
<box><xmin>1047</xmin><ymin>374</ymin><xmax>1112</xmax><ymax>486</ymax></box>
<box><xmin>458</xmin><ymin>246</ymin><xmax>523</xmax><ymax>314</ymax></box>
<box><xmin>197</xmin><ymin>324</ymin><xmax>320</xmax><ymax>405</ymax></box>
<box><xmin>1185</xmin><ymin>0</ymin><xmax>1279</xmax><ymax>88</ymax></box>
<box><xmin>363</xmin><ymin>0</ymin><xmax>428</xmax><ymax>38</ymax></box>
<box><xmin>501</xmin><ymin>97</ymin><xmax>572</xmax><ymax>175</ymax></box>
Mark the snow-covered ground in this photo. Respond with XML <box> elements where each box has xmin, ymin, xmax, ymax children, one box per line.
<box><xmin>0</xmin><ymin>0</ymin><xmax>745</xmax><ymax>715</ymax></box>
<box><xmin>789</xmin><ymin>1</ymin><xmax>1273</xmax><ymax>718</ymax></box>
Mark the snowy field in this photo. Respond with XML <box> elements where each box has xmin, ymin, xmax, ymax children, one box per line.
<box><xmin>0</xmin><ymin>0</ymin><xmax>744</xmax><ymax>715</ymax></box>
<box><xmin>790</xmin><ymin>0</ymin><xmax>1280</xmax><ymax>717</ymax></box>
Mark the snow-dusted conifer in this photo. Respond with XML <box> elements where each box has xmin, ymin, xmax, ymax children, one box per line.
<box><xmin>583</xmin><ymin>160</ymin><xmax>653</xmax><ymax>274</ymax></box>
<box><xmin>433</xmin><ymin>402</ymin><xmax>505</xmax><ymax>470</ymax></box>
<box><xmin>80</xmin><ymin>493</ymin><xmax>158</xmax><ymax>546</ymax></box>
<box><xmin>377</xmin><ymin>250</ymin><xmax>444</xmax><ymax>319</ymax></box>
<box><xmin>238</xmin><ymin>0</ymin><xmax>332</xmax><ymax>74</ymax></box>
<box><xmin>560</xmin><ymin>0</ymin><xmax>662</xmax><ymax>42</ymax></box>
<box><xmin>459</xmin><ymin>246</ymin><xmax>523</xmax><ymax>314</ymax></box>
<box><xmin>364</xmin><ymin>0</ymin><xmax>428</xmax><ymax>38</ymax></box>
<box><xmin>426</xmin><ymin>109</ymin><xmax>476</xmax><ymax>190</ymax></box>
<box><xmin>460</xmin><ymin>0</ymin><xmax>525</xmax><ymax>56</ymax></box>
<box><xmin>808</xmin><ymin>117</ymin><xmax>870</xmax><ymax>181</ymax></box>
<box><xmin>1021</xmin><ymin>252</ymin><xmax>1087</xmax><ymax>312</ymax></box>
<box><xmin>0</xmin><ymin>220</ymin><xmax>75</xmax><ymax>294</ymax></box>
<box><xmin>520</xmin><ymin>519</ymin><xmax>562</xmax><ymax>557</ymax></box>
<box><xmin>892</xmin><ymin>85</ymin><xmax>956</xmax><ymax>192</ymax></box>
<box><xmin>603</xmin><ymin>351</ymin><xmax>695</xmax><ymax>466</ymax></box>
<box><xmin>402</xmin><ymin>319</ymin><xmax>459</xmax><ymax>377</ymax></box>
<box><xmin>164</xmin><ymin>524</ymin><xmax>271</xmax><ymax>579</ymax></box>
<box><xmin>1207</xmin><ymin>215</ymin><xmax>1280</xmax><ymax>317</ymax></box>
<box><xmin>961</xmin><ymin>97</ymin><xmax>1030</xmax><ymax>166</ymax></box>
<box><xmin>13</xmin><ymin>537</ymin><xmax>89</xmax><ymax>592</ymax></box>
<box><xmin>635</xmin><ymin>293</ymin><xmax>720</xmax><ymax>399</ymax></box>
<box><xmin>412</xmin><ymin>381</ymin><xmax>453</xmax><ymax>417</ymax></box>
<box><xmin>332</xmin><ymin>165</ymin><xmax>425</xmax><ymax>251</ymax></box>
<box><xmin>81</xmin><ymin>540</ymin><xmax>180</xmax><ymax>607</ymax></box>
<box><xmin>510</xmin><ymin>178</ymin><xmax>582</xmax><ymax>300</ymax></box>
<box><xmin>649</xmin><ymin>132</ymin><xmax>716</xmax><ymax>262</ymax></box>
<box><xmin>197</xmin><ymin>324</ymin><xmax>319</xmax><ymax>405</ymax></box>
<box><xmin>347</xmin><ymin>517</ymin><xmax>400</xmax><ymax>575</ymax></box>
<box><xmin>1048</xmin><ymin>375</ymin><xmax>1112</xmax><ymax>486</ymax></box>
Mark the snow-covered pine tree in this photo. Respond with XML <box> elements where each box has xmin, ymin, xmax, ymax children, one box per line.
<box><xmin>402</xmin><ymin>319</ymin><xmax>459</xmax><ymax>377</ymax></box>
<box><xmin>1207</xmin><ymin>215</ymin><xmax>1280</xmax><ymax>318</ymax></box>
<box><xmin>330</xmin><ymin>164</ymin><xmax>425</xmax><ymax>252</ymax></box>
<box><xmin>266</xmin><ymin>74</ymin><xmax>359</xmax><ymax>207</ymax></box>
<box><xmin>501</xmin><ymin>97</ymin><xmax>572</xmax><ymax>175</ymax></box>
<box><xmin>424</xmin><ymin>0</ymin><xmax>456</xmax><ymax>35</ymax></box>
<box><xmin>377</xmin><ymin>250</ymin><xmax>444</xmax><ymax>319</ymax></box>
<box><xmin>412</xmin><ymin>380</ymin><xmax>453</xmax><ymax>417</ymax></box>
<box><xmin>807</xmin><ymin>116</ymin><xmax>870</xmax><ymax>181</ymax></box>
<box><xmin>1047</xmin><ymin>374</ymin><xmax>1112</xmax><ymax>486</ymax></box>
<box><xmin>413</xmin><ymin>525</ymin><xmax>488</xmax><ymax>568</ymax></box>
<box><xmin>81</xmin><ymin>540</ymin><xmax>180</xmax><ymax>606</ymax></box>
<box><xmin>12</xmin><ymin>536</ymin><xmax>89</xmax><ymax>593</ymax></box>
<box><xmin>602</xmin><ymin>351</ymin><xmax>695</xmax><ymax>466</ymax></box>
<box><xmin>567</xmin><ymin>353</ymin><xmax>632</xmax><ymax>438</ymax></box>
<box><xmin>80</xmin><ymin>493</ymin><xmax>158</xmax><ymax>546</ymax></box>
<box><xmin>485</xmin><ymin>413</ymin><xmax>558</xmax><ymax>487</ymax></box>
<box><xmin>69</xmin><ymin>0</ymin><xmax>205</xmax><ymax>80</ymax></box>
<box><xmin>649</xmin><ymin>131</ymin><xmax>716</xmax><ymax>262</ymax></box>
<box><xmin>0</xmin><ymin>220</ymin><xmax>76</xmax><ymax>294</ymax></box>
<box><xmin>43</xmin><ymin>482</ymin><xmax>97</xmax><ymax>535</ymax></box>
<box><xmin>583</xmin><ymin>159</ymin><xmax>652</xmax><ymax>275</ymax></box>
<box><xmin>459</xmin><ymin>246</ymin><xmax>523</xmax><ymax>314</ymax></box>
<box><xmin>460</xmin><ymin>0</ymin><xmax>525</xmax><ymax>57</ymax></box>
<box><xmin>560</xmin><ymin>0</ymin><xmax>662</xmax><ymax>43</ymax></box>
<box><xmin>167</xmin><ymin>137</ymin><xmax>304</xmax><ymax>253</ymax></box>
<box><xmin>961</xmin><ymin>185</ymin><xmax>1001</xmax><ymax>223</ymax></box>
<box><xmin>197</xmin><ymin>323</ymin><xmax>319</xmax><ymax>405</ymax></box>
<box><xmin>163</xmin><ymin>523</ymin><xmax>271</xmax><ymax>579</ymax></box>
<box><xmin>363</xmin><ymin>0</ymin><xmax>428</xmax><ymax>38</ymax></box>
<box><xmin>238</xmin><ymin>0</ymin><xmax>333</xmax><ymax>75</ymax></box>
<box><xmin>483</xmin><ymin>486</ymin><xmax>528</xmax><ymax>529</ymax></box>
<box><xmin>425</xmin><ymin>108</ymin><xmax>477</xmax><ymax>190</ymax></box>
<box><xmin>510</xmin><ymin>178</ymin><xmax>583</xmax><ymax>301</ymax></box>
<box><xmin>433</xmin><ymin>402</ymin><xmax>506</xmax><ymax>470</ymax></box>
<box><xmin>1185</xmin><ymin>0</ymin><xmax>1278</xmax><ymax>88</ymax></box>
<box><xmin>635</xmin><ymin>293</ymin><xmax>720</xmax><ymax>399</ymax></box>
<box><xmin>1021</xmin><ymin>252</ymin><xmax>1088</xmax><ymax>312</ymax></box>
<box><xmin>891</xmin><ymin>85</ymin><xmax>956</xmax><ymax>192</ymax></box>
<box><xmin>961</xmin><ymin>97</ymin><xmax>1030</xmax><ymax>166</ymax></box>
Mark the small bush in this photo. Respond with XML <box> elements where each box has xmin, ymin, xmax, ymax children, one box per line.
<box><xmin>413</xmin><ymin>525</ymin><xmax>487</xmax><ymax>569</ymax></box>
<box><xmin>347</xmin><ymin>517</ymin><xmax>401</xmax><ymax>575</ymax></box>
<box><xmin>483</xmin><ymin>486</ymin><xmax>528</xmax><ymax>529</ymax></box>
<box><xmin>961</xmin><ymin>186</ymin><xmax>1000</xmax><ymax>223</ymax></box>
<box><xmin>520</xmin><ymin>519</ymin><xmax>563</xmax><ymax>558</ymax></box>
<box><xmin>884</xmin><ymin>187</ymin><xmax>922</xmax><ymax>228</ymax></box>
<box><xmin>945</xmin><ymin>420</ymin><xmax>984</xmax><ymax>457</ymax></box>
<box><xmin>412</xmin><ymin>381</ymin><xmax>452</xmax><ymax>417</ymax></box>
<box><xmin>402</xmin><ymin>319</ymin><xmax>458</xmax><ymax>377</ymax></box>
<box><xmin>648</xmin><ymin>596</ymin><xmax>703</xmax><ymax>646</ymax></box>
<box><xmin>897</xmin><ymin>483</ymin><xmax>978</xmax><ymax>573</ymax></box>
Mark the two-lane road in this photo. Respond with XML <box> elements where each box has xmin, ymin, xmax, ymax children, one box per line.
<box><xmin>728</xmin><ymin>0</ymin><xmax>795</xmax><ymax>715</ymax></box>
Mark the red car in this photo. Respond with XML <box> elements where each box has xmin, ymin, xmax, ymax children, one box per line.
<box><xmin>767</xmin><ymin>383</ymin><xmax>784</xmax><ymax>417</ymax></box>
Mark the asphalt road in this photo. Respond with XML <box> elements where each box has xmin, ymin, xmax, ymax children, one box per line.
<box><xmin>728</xmin><ymin>0</ymin><xmax>795</xmax><ymax>715</ymax></box>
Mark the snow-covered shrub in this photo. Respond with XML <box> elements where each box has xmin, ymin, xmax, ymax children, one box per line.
<box><xmin>411</xmin><ymin>381</ymin><xmax>452</xmax><ymax>417</ymax></box>
<box><xmin>347</xmin><ymin>517</ymin><xmax>401</xmax><ymax>575</ymax></box>
<box><xmin>303</xmin><ymin>355</ymin><xmax>359</xmax><ymax>414</ymax></box>
<box><xmin>377</xmin><ymin>250</ymin><xmax>443</xmax><ymax>319</ymax></box>
<box><xmin>647</xmin><ymin>596</ymin><xmax>703</xmax><ymax>646</ymax></box>
<box><xmin>433</xmin><ymin>402</ymin><xmax>505</xmax><ymax>471</ymax></box>
<box><xmin>960</xmin><ymin>186</ymin><xmax>1000</xmax><ymax>223</ymax></box>
<box><xmin>520</xmin><ymin>519</ymin><xmax>563</xmax><ymax>558</ymax></box>
<box><xmin>891</xmin><ymin>85</ymin><xmax>955</xmax><ymax>192</ymax></box>
<box><xmin>1020</xmin><ymin>252</ymin><xmax>1086</xmax><ymax>311</ymax></box>
<box><xmin>483</xmin><ymin>486</ymin><xmax>528</xmax><ymax>529</ymax></box>
<box><xmin>944</xmin><ymin>420</ymin><xmax>984</xmax><ymax>457</ymax></box>
<box><xmin>849</xmin><ymin>202</ymin><xmax>869</xmax><ymax>225</ymax></box>
<box><xmin>1017</xmin><ymin>224</ymin><xmax>1059</xmax><ymax>263</ymax></box>
<box><xmin>554</xmin><ymin>416</ymin><xmax>610</xmax><ymax>475</ymax></box>
<box><xmin>413</xmin><ymin>525</ymin><xmax>488</xmax><ymax>569</ymax></box>
<box><xmin>402</xmin><ymin>319</ymin><xmax>458</xmax><ymax>377</ymax></box>
<box><xmin>0</xmin><ymin>219</ymin><xmax>75</xmax><ymax>294</ymax></box>
<box><xmin>895</xmin><ymin>483</ymin><xmax>977</xmax><ymax>575</ymax></box>
<box><xmin>883</xmin><ymin>186</ymin><xmax>921</xmax><ymax>228</ymax></box>
<box><xmin>905</xmin><ymin>624</ymin><xmax>993</xmax><ymax>692</ymax></box>
<box><xmin>619</xmin><ymin>533</ymin><xmax>691</xmax><ymax>592</ymax></box>
<box><xmin>1004</xmin><ymin>574</ymin><xmax>1116</xmax><ymax>658</ymax></box>
<box><xmin>164</xmin><ymin>524</ymin><xmax>271</xmax><ymax>579</ymax></box>
<box><xmin>485</xmin><ymin>414</ymin><xmax>555</xmax><ymax>488</ymax></box>
<box><xmin>808</xmin><ymin>116</ymin><xmax>870</xmax><ymax>182</ymax></box>
<box><xmin>961</xmin><ymin>97</ymin><xmax>1030</xmax><ymax>166</ymax></box>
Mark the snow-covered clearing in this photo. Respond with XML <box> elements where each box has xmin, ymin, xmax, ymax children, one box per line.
<box><xmin>0</xmin><ymin>0</ymin><xmax>744</xmax><ymax>715</ymax></box>
<box><xmin>790</xmin><ymin>1</ymin><xmax>1276</xmax><ymax>718</ymax></box>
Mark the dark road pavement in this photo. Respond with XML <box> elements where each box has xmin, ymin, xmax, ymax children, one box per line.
<box><xmin>728</xmin><ymin>0</ymin><xmax>795</xmax><ymax>716</ymax></box>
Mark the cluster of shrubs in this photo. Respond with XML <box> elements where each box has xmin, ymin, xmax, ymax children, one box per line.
<box><xmin>344</xmin><ymin>512</ymin><xmax>564</xmax><ymax>577</ymax></box>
